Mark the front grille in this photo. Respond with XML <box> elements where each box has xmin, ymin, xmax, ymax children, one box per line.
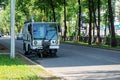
<box><xmin>42</xmin><ymin>41</ymin><xmax>50</xmax><ymax>49</ymax></box>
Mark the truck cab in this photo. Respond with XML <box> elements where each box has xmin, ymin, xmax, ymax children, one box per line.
<box><xmin>22</xmin><ymin>22</ymin><xmax>60</xmax><ymax>57</ymax></box>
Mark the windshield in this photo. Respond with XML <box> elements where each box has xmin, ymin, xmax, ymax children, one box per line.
<box><xmin>45</xmin><ymin>25</ymin><xmax>58</xmax><ymax>40</ymax></box>
<box><xmin>33</xmin><ymin>24</ymin><xmax>45</xmax><ymax>39</ymax></box>
<box><xmin>33</xmin><ymin>23</ymin><xmax>58</xmax><ymax>40</ymax></box>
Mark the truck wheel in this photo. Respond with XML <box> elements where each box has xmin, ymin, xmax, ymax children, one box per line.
<box><xmin>23</xmin><ymin>43</ymin><xmax>25</xmax><ymax>50</ymax></box>
<box><xmin>50</xmin><ymin>49</ymin><xmax>57</xmax><ymax>57</ymax></box>
<box><xmin>51</xmin><ymin>52</ymin><xmax>57</xmax><ymax>57</ymax></box>
<box><xmin>24</xmin><ymin>44</ymin><xmax>29</xmax><ymax>55</ymax></box>
<box><xmin>37</xmin><ymin>53</ymin><xmax>43</xmax><ymax>58</ymax></box>
<box><xmin>28</xmin><ymin>45</ymin><xmax>31</xmax><ymax>54</ymax></box>
<box><xmin>24</xmin><ymin>49</ymin><xmax>28</xmax><ymax>55</ymax></box>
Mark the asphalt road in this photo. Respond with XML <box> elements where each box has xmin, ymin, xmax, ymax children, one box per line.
<box><xmin>0</xmin><ymin>37</ymin><xmax>120</xmax><ymax>80</ymax></box>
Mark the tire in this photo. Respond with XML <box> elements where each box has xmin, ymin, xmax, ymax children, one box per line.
<box><xmin>24</xmin><ymin>49</ymin><xmax>29</xmax><ymax>55</ymax></box>
<box><xmin>27</xmin><ymin>45</ymin><xmax>31</xmax><ymax>54</ymax></box>
<box><xmin>23</xmin><ymin>43</ymin><xmax>25</xmax><ymax>50</ymax></box>
<box><xmin>24</xmin><ymin>44</ymin><xmax>29</xmax><ymax>55</ymax></box>
<box><xmin>37</xmin><ymin>52</ymin><xmax>43</xmax><ymax>58</ymax></box>
<box><xmin>50</xmin><ymin>49</ymin><xmax>57</xmax><ymax>57</ymax></box>
<box><xmin>51</xmin><ymin>52</ymin><xmax>57</xmax><ymax>57</ymax></box>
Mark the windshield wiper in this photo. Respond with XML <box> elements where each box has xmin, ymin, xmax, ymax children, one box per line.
<box><xmin>48</xmin><ymin>32</ymin><xmax>56</xmax><ymax>41</ymax></box>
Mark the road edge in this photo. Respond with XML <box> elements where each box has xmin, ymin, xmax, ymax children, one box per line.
<box><xmin>17</xmin><ymin>53</ymin><xmax>65</xmax><ymax>80</ymax></box>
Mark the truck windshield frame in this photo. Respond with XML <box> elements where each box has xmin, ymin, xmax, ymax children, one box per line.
<box><xmin>32</xmin><ymin>23</ymin><xmax>58</xmax><ymax>40</ymax></box>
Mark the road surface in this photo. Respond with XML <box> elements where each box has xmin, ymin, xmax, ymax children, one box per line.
<box><xmin>0</xmin><ymin>37</ymin><xmax>120</xmax><ymax>80</ymax></box>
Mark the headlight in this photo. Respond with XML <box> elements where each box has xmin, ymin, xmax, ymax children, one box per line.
<box><xmin>55</xmin><ymin>40</ymin><xmax>58</xmax><ymax>44</ymax></box>
<box><xmin>51</xmin><ymin>40</ymin><xmax>58</xmax><ymax>44</ymax></box>
<box><xmin>34</xmin><ymin>41</ymin><xmax>37</xmax><ymax>46</ymax></box>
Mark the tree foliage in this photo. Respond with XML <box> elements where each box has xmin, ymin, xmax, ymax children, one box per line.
<box><xmin>0</xmin><ymin>0</ymin><xmax>118</xmax><ymax>46</ymax></box>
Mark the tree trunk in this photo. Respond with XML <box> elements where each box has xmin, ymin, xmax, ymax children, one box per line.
<box><xmin>78</xmin><ymin>0</ymin><xmax>81</xmax><ymax>41</ymax></box>
<box><xmin>50</xmin><ymin>0</ymin><xmax>56</xmax><ymax>22</ymax></box>
<box><xmin>97</xmin><ymin>0</ymin><xmax>101</xmax><ymax>44</ymax></box>
<box><xmin>108</xmin><ymin>0</ymin><xmax>117</xmax><ymax>47</ymax></box>
<box><xmin>63</xmin><ymin>0</ymin><xmax>67</xmax><ymax>41</ymax></box>
<box><xmin>91</xmin><ymin>0</ymin><xmax>96</xmax><ymax>43</ymax></box>
<box><xmin>88</xmin><ymin>0</ymin><xmax>92</xmax><ymax>45</ymax></box>
<box><xmin>104</xmin><ymin>20</ymin><xmax>107</xmax><ymax>36</ymax></box>
<box><xmin>104</xmin><ymin>10</ymin><xmax>108</xmax><ymax>37</ymax></box>
<box><xmin>49</xmin><ymin>10</ymin><xmax>52</xmax><ymax>21</ymax></box>
<box><xmin>92</xmin><ymin>23</ymin><xmax>95</xmax><ymax>43</ymax></box>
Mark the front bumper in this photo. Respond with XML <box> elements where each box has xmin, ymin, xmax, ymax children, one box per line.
<box><xmin>31</xmin><ymin>45</ymin><xmax>59</xmax><ymax>50</ymax></box>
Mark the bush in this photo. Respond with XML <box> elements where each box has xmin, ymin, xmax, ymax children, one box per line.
<box><xmin>105</xmin><ymin>34</ymin><xmax>111</xmax><ymax>45</ymax></box>
<box><xmin>105</xmin><ymin>34</ymin><xmax>120</xmax><ymax>46</ymax></box>
<box><xmin>116</xmin><ymin>35</ymin><xmax>120</xmax><ymax>46</ymax></box>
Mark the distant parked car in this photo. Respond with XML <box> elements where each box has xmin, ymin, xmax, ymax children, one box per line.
<box><xmin>16</xmin><ymin>33</ymin><xmax>23</xmax><ymax>40</ymax></box>
<box><xmin>0</xmin><ymin>32</ymin><xmax>3</xmax><ymax>37</ymax></box>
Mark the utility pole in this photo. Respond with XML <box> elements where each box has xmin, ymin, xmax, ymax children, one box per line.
<box><xmin>10</xmin><ymin>0</ymin><xmax>15</xmax><ymax>58</ymax></box>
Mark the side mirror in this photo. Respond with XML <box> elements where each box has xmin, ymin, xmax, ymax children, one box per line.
<box><xmin>28</xmin><ymin>24</ymin><xmax>32</xmax><ymax>35</ymax></box>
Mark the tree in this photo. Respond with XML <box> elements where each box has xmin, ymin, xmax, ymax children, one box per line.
<box><xmin>0</xmin><ymin>0</ymin><xmax>119</xmax><ymax>46</ymax></box>
<box><xmin>88</xmin><ymin>0</ymin><xmax>92</xmax><ymax>45</ymax></box>
<box><xmin>108</xmin><ymin>0</ymin><xmax>117</xmax><ymax>47</ymax></box>
<box><xmin>97</xmin><ymin>0</ymin><xmax>101</xmax><ymax>43</ymax></box>
<box><xmin>78</xmin><ymin>0</ymin><xmax>81</xmax><ymax>41</ymax></box>
<box><xmin>50</xmin><ymin>0</ymin><xmax>56</xmax><ymax>22</ymax></box>
<box><xmin>15</xmin><ymin>0</ymin><xmax>32</xmax><ymax>33</ymax></box>
<box><xmin>63</xmin><ymin>0</ymin><xmax>67</xmax><ymax>41</ymax></box>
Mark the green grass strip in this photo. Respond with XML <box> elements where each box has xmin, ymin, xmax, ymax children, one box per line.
<box><xmin>61</xmin><ymin>41</ymin><xmax>120</xmax><ymax>50</ymax></box>
<box><xmin>0</xmin><ymin>54</ymin><xmax>60</xmax><ymax>80</ymax></box>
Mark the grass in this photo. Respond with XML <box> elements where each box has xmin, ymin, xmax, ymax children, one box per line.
<box><xmin>61</xmin><ymin>40</ymin><xmax>120</xmax><ymax>50</ymax></box>
<box><xmin>0</xmin><ymin>54</ymin><xmax>60</xmax><ymax>80</ymax></box>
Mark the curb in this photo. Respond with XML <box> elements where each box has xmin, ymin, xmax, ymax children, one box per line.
<box><xmin>0</xmin><ymin>50</ymin><xmax>9</xmax><ymax>54</ymax></box>
<box><xmin>17</xmin><ymin>53</ymin><xmax>50</xmax><ymax>72</ymax></box>
<box><xmin>62</xmin><ymin>42</ymin><xmax>120</xmax><ymax>51</ymax></box>
<box><xmin>17</xmin><ymin>53</ymin><xmax>65</xmax><ymax>80</ymax></box>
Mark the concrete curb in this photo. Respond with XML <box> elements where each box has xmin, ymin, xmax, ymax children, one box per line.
<box><xmin>0</xmin><ymin>50</ymin><xmax>9</xmax><ymax>54</ymax></box>
<box><xmin>0</xmin><ymin>53</ymin><xmax>9</xmax><ymax>54</ymax></box>
<box><xmin>62</xmin><ymin>42</ymin><xmax>120</xmax><ymax>51</ymax></box>
<box><xmin>17</xmin><ymin>53</ymin><xmax>65</xmax><ymax>80</ymax></box>
<box><xmin>17</xmin><ymin>53</ymin><xmax>50</xmax><ymax>72</ymax></box>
